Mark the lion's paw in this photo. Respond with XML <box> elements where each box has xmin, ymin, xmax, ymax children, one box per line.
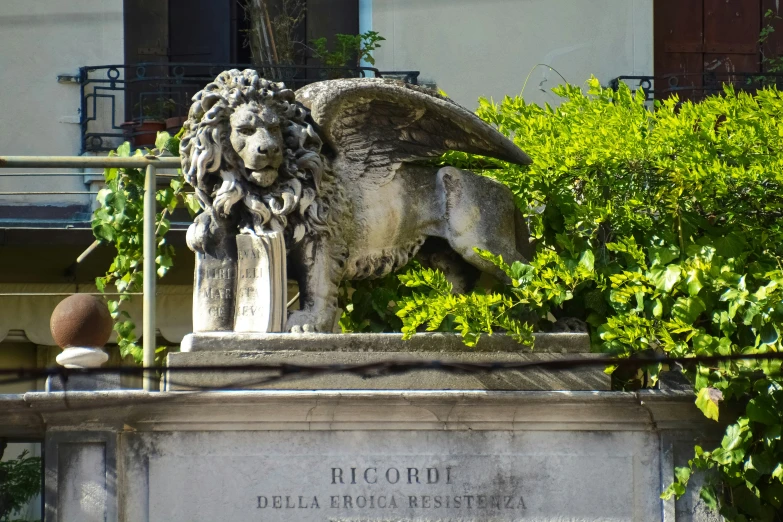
<box><xmin>286</xmin><ymin>311</ymin><xmax>330</xmax><ymax>333</ymax></box>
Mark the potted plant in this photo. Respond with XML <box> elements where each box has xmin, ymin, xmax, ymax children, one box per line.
<box><xmin>165</xmin><ymin>113</ymin><xmax>188</xmax><ymax>135</ymax></box>
<box><xmin>121</xmin><ymin>97</ymin><xmax>176</xmax><ymax>147</ymax></box>
<box><xmin>310</xmin><ymin>31</ymin><xmax>386</xmax><ymax>80</ymax></box>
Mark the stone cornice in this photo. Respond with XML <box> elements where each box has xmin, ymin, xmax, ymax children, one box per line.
<box><xmin>1</xmin><ymin>390</ymin><xmax>716</xmax><ymax>437</ymax></box>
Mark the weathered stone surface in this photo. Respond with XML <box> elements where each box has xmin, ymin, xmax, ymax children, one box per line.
<box><xmin>192</xmin><ymin>251</ymin><xmax>237</xmax><ymax>331</ymax></box>
<box><xmin>167</xmin><ymin>332</ymin><xmax>606</xmax><ymax>391</ymax></box>
<box><xmin>144</xmin><ymin>430</ymin><xmax>658</xmax><ymax>521</ymax></box>
<box><xmin>181</xmin><ymin>331</ymin><xmax>590</xmax><ymax>353</ymax></box>
<box><xmin>46</xmin><ymin>372</ymin><xmax>120</xmax><ymax>392</ymax></box>
<box><xmin>166</xmin><ymin>349</ymin><xmax>609</xmax><ymax>391</ymax></box>
<box><xmin>5</xmin><ymin>390</ymin><xmax>720</xmax><ymax>522</ymax></box>
<box><xmin>182</xmin><ymin>70</ymin><xmax>534</xmax><ymax>333</ymax></box>
<box><xmin>234</xmin><ymin>232</ymin><xmax>287</xmax><ymax>333</ymax></box>
<box><xmin>191</xmin><ymin>218</ymin><xmax>238</xmax><ymax>332</ymax></box>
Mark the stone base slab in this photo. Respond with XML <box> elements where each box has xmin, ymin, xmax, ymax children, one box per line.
<box><xmin>46</xmin><ymin>372</ymin><xmax>121</xmax><ymax>391</ymax></box>
<box><xmin>0</xmin><ymin>390</ymin><xmax>721</xmax><ymax>522</ymax></box>
<box><xmin>166</xmin><ymin>346</ymin><xmax>609</xmax><ymax>393</ymax></box>
<box><xmin>180</xmin><ymin>331</ymin><xmax>591</xmax><ymax>353</ymax></box>
<box><xmin>168</xmin><ymin>332</ymin><xmax>605</xmax><ymax>391</ymax></box>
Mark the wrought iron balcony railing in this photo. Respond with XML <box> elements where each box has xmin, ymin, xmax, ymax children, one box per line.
<box><xmin>79</xmin><ymin>63</ymin><xmax>421</xmax><ymax>153</ymax></box>
<box><xmin>611</xmin><ymin>72</ymin><xmax>783</xmax><ymax>103</ymax></box>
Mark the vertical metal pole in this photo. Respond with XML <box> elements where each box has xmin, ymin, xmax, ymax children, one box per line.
<box><xmin>79</xmin><ymin>67</ymin><xmax>87</xmax><ymax>155</ymax></box>
<box><xmin>143</xmin><ymin>164</ymin><xmax>157</xmax><ymax>391</ymax></box>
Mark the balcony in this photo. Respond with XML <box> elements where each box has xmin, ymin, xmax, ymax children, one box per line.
<box><xmin>79</xmin><ymin>63</ymin><xmax>421</xmax><ymax>153</ymax></box>
<box><xmin>612</xmin><ymin>72</ymin><xmax>783</xmax><ymax>103</ymax></box>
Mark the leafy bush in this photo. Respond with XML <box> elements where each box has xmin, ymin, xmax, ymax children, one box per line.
<box><xmin>0</xmin><ymin>450</ymin><xmax>41</xmax><ymax>522</ymax></box>
<box><xmin>91</xmin><ymin>132</ymin><xmax>198</xmax><ymax>362</ymax></box>
<box><xmin>364</xmin><ymin>80</ymin><xmax>783</xmax><ymax>519</ymax></box>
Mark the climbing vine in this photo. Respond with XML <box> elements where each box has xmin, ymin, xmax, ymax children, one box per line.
<box><xmin>91</xmin><ymin>132</ymin><xmax>198</xmax><ymax>363</ymax></box>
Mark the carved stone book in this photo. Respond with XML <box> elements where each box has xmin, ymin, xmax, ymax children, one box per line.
<box><xmin>234</xmin><ymin>232</ymin><xmax>287</xmax><ymax>333</ymax></box>
<box><xmin>192</xmin><ymin>251</ymin><xmax>237</xmax><ymax>332</ymax></box>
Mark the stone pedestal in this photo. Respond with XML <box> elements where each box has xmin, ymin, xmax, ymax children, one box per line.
<box><xmin>0</xmin><ymin>390</ymin><xmax>721</xmax><ymax>522</ymax></box>
<box><xmin>46</xmin><ymin>372</ymin><xmax>121</xmax><ymax>391</ymax></box>
<box><xmin>165</xmin><ymin>332</ymin><xmax>612</xmax><ymax>391</ymax></box>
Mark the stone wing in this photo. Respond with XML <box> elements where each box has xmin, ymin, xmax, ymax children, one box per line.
<box><xmin>295</xmin><ymin>78</ymin><xmax>531</xmax><ymax>184</ymax></box>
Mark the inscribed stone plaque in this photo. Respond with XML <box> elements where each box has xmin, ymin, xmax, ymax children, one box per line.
<box><xmin>192</xmin><ymin>251</ymin><xmax>237</xmax><ymax>331</ymax></box>
<box><xmin>144</xmin><ymin>430</ymin><xmax>660</xmax><ymax>521</ymax></box>
<box><xmin>234</xmin><ymin>232</ymin><xmax>287</xmax><ymax>333</ymax></box>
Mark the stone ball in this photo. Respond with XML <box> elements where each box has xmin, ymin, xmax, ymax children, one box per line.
<box><xmin>50</xmin><ymin>294</ymin><xmax>113</xmax><ymax>349</ymax></box>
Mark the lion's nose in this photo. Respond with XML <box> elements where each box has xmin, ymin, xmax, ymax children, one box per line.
<box><xmin>257</xmin><ymin>145</ymin><xmax>279</xmax><ymax>157</ymax></box>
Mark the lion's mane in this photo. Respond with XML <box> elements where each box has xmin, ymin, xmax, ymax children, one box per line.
<box><xmin>180</xmin><ymin>69</ymin><xmax>336</xmax><ymax>253</ymax></box>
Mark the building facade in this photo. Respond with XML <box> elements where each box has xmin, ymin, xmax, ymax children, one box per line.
<box><xmin>2</xmin><ymin>0</ymin><xmax>781</xmax><ymax>385</ymax></box>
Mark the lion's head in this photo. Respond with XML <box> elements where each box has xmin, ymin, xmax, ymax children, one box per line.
<box><xmin>180</xmin><ymin>69</ymin><xmax>329</xmax><ymax>253</ymax></box>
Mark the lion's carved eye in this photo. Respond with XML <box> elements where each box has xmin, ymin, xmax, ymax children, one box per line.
<box><xmin>237</xmin><ymin>126</ymin><xmax>255</xmax><ymax>136</ymax></box>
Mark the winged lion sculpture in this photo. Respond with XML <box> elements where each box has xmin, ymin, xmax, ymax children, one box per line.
<box><xmin>181</xmin><ymin>69</ymin><xmax>532</xmax><ymax>333</ymax></box>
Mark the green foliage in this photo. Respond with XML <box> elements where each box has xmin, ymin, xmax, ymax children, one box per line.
<box><xmin>395</xmin><ymin>263</ymin><xmax>531</xmax><ymax>347</ymax></box>
<box><xmin>394</xmin><ymin>248</ymin><xmax>594</xmax><ymax>346</ymax></box>
<box><xmin>386</xmin><ymin>80</ymin><xmax>783</xmax><ymax>519</ymax></box>
<box><xmin>91</xmin><ymin>132</ymin><xmax>198</xmax><ymax>363</ymax></box>
<box><xmin>338</xmin><ymin>271</ymin><xmax>410</xmax><ymax>333</ymax></box>
<box><xmin>310</xmin><ymin>30</ymin><xmax>385</xmax><ymax>72</ymax></box>
<box><xmin>134</xmin><ymin>97</ymin><xmax>178</xmax><ymax>121</ymax></box>
<box><xmin>0</xmin><ymin>451</ymin><xmax>41</xmax><ymax>521</ymax></box>
<box><xmin>86</xmin><ymin>71</ymin><xmax>783</xmax><ymax>517</ymax></box>
<box><xmin>759</xmin><ymin>9</ymin><xmax>783</xmax><ymax>79</ymax></box>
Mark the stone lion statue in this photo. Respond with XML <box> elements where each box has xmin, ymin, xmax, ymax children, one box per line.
<box><xmin>181</xmin><ymin>69</ymin><xmax>532</xmax><ymax>333</ymax></box>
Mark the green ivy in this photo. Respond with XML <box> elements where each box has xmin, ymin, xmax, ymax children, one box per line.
<box><xmin>381</xmin><ymin>80</ymin><xmax>783</xmax><ymax>519</ymax></box>
<box><xmin>338</xmin><ymin>272</ymin><xmax>409</xmax><ymax>333</ymax></box>
<box><xmin>91</xmin><ymin>132</ymin><xmax>199</xmax><ymax>363</ymax></box>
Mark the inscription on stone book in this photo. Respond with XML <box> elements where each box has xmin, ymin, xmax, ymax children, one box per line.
<box><xmin>236</xmin><ymin>247</ymin><xmax>260</xmax><ymax>318</ymax></box>
<box><xmin>202</xmin><ymin>265</ymin><xmax>236</xmax><ymax>319</ymax></box>
<box><xmin>233</xmin><ymin>233</ymin><xmax>286</xmax><ymax>332</ymax></box>
<box><xmin>255</xmin><ymin>465</ymin><xmax>526</xmax><ymax>514</ymax></box>
<box><xmin>192</xmin><ymin>253</ymin><xmax>238</xmax><ymax>331</ymax></box>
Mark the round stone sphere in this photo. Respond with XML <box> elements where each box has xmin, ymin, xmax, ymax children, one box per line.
<box><xmin>50</xmin><ymin>294</ymin><xmax>113</xmax><ymax>349</ymax></box>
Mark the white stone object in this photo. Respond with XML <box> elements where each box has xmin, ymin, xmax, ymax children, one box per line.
<box><xmin>181</xmin><ymin>70</ymin><xmax>534</xmax><ymax>334</ymax></box>
<box><xmin>191</xmin><ymin>221</ymin><xmax>238</xmax><ymax>332</ymax></box>
<box><xmin>55</xmin><ymin>346</ymin><xmax>108</xmax><ymax>368</ymax></box>
<box><xmin>234</xmin><ymin>231</ymin><xmax>287</xmax><ymax>333</ymax></box>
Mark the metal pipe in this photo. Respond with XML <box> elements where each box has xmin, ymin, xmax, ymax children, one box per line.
<box><xmin>0</xmin><ymin>293</ymin><xmax>143</xmax><ymax>296</ymax></box>
<box><xmin>0</xmin><ymin>155</ymin><xmax>179</xmax><ymax>391</ymax></box>
<box><xmin>0</xmin><ymin>156</ymin><xmax>181</xmax><ymax>169</ymax></box>
<box><xmin>143</xmin><ymin>163</ymin><xmax>157</xmax><ymax>391</ymax></box>
<box><xmin>0</xmin><ymin>173</ymin><xmax>181</xmax><ymax>177</ymax></box>
<box><xmin>0</xmin><ymin>173</ymin><xmax>101</xmax><ymax>177</ymax></box>
<box><xmin>75</xmin><ymin>240</ymin><xmax>101</xmax><ymax>264</ymax></box>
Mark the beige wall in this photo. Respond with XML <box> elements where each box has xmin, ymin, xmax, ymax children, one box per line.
<box><xmin>0</xmin><ymin>0</ymin><xmax>124</xmax><ymax>207</ymax></box>
<box><xmin>370</xmin><ymin>0</ymin><xmax>653</xmax><ymax>109</ymax></box>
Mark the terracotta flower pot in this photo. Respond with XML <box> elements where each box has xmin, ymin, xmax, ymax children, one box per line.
<box><xmin>165</xmin><ymin>116</ymin><xmax>188</xmax><ymax>135</ymax></box>
<box><xmin>120</xmin><ymin>120</ymin><xmax>167</xmax><ymax>147</ymax></box>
